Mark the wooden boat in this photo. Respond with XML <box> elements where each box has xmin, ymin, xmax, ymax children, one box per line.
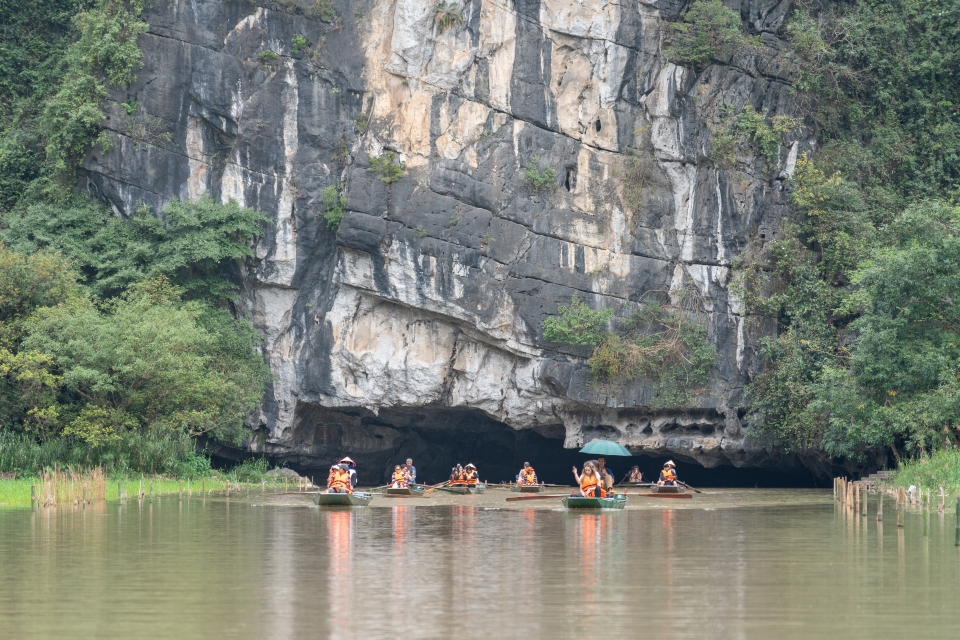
<box><xmin>511</xmin><ymin>484</ymin><xmax>545</xmax><ymax>493</ymax></box>
<box><xmin>314</xmin><ymin>491</ymin><xmax>373</xmax><ymax>506</ymax></box>
<box><xmin>562</xmin><ymin>494</ymin><xmax>627</xmax><ymax>510</ymax></box>
<box><xmin>651</xmin><ymin>484</ymin><xmax>684</xmax><ymax>494</ymax></box>
<box><xmin>635</xmin><ymin>485</ymin><xmax>692</xmax><ymax>499</ymax></box>
<box><xmin>438</xmin><ymin>483</ymin><xmax>486</xmax><ymax>495</ymax></box>
<box><xmin>384</xmin><ymin>484</ymin><xmax>426</xmax><ymax>497</ymax></box>
<box><xmin>619</xmin><ymin>482</ymin><xmax>655</xmax><ymax>488</ymax></box>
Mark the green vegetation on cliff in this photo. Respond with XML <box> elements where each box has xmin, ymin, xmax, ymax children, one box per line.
<box><xmin>0</xmin><ymin>1</ymin><xmax>270</xmax><ymax>475</ymax></box>
<box><xmin>740</xmin><ymin>0</ymin><xmax>960</xmax><ymax>465</ymax></box>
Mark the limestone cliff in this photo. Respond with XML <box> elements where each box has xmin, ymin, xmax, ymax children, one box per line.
<box><xmin>79</xmin><ymin>0</ymin><xmax>811</xmax><ymax>476</ymax></box>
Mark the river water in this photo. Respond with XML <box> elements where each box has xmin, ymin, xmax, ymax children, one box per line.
<box><xmin>0</xmin><ymin>489</ymin><xmax>957</xmax><ymax>639</ymax></box>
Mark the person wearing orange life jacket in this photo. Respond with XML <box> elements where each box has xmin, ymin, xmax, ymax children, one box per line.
<box><xmin>572</xmin><ymin>462</ymin><xmax>606</xmax><ymax>498</ymax></box>
<box><xmin>463</xmin><ymin>463</ymin><xmax>479</xmax><ymax>486</ymax></box>
<box><xmin>327</xmin><ymin>464</ymin><xmax>353</xmax><ymax>493</ymax></box>
<box><xmin>516</xmin><ymin>462</ymin><xmax>538</xmax><ymax>486</ymax></box>
<box><xmin>625</xmin><ymin>466</ymin><xmax>642</xmax><ymax>483</ymax></box>
<box><xmin>390</xmin><ymin>465</ymin><xmax>408</xmax><ymax>488</ymax></box>
<box><xmin>657</xmin><ymin>460</ymin><xmax>678</xmax><ymax>487</ymax></box>
<box><xmin>450</xmin><ymin>464</ymin><xmax>466</xmax><ymax>486</ymax></box>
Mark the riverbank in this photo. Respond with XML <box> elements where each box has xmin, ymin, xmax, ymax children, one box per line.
<box><xmin>0</xmin><ymin>475</ymin><xmax>307</xmax><ymax>508</ymax></box>
<box><xmin>885</xmin><ymin>449</ymin><xmax>960</xmax><ymax>494</ymax></box>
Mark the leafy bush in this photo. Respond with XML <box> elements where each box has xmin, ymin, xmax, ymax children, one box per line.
<box><xmin>434</xmin><ymin>2</ymin><xmax>463</xmax><ymax>32</ymax></box>
<box><xmin>312</xmin><ymin>0</ymin><xmax>337</xmax><ymax>22</ymax></box>
<box><xmin>888</xmin><ymin>449</ymin><xmax>960</xmax><ymax>493</ymax></box>
<box><xmin>231</xmin><ymin>457</ymin><xmax>270</xmax><ymax>483</ymax></box>
<box><xmin>354</xmin><ymin>113</ymin><xmax>369</xmax><ymax>132</ymax></box>
<box><xmin>663</xmin><ymin>0</ymin><xmax>752</xmax><ymax>67</ymax></box>
<box><xmin>619</xmin><ymin>155</ymin><xmax>657</xmax><ymax>212</ymax></box>
<box><xmin>710</xmin><ymin>105</ymin><xmax>797</xmax><ymax>171</ymax></box>
<box><xmin>368</xmin><ymin>151</ymin><xmax>405</xmax><ymax>184</ymax></box>
<box><xmin>588</xmin><ymin>303</ymin><xmax>717</xmax><ymax>408</ymax></box>
<box><xmin>291</xmin><ymin>35</ymin><xmax>309</xmax><ymax>54</ymax></box>
<box><xmin>542</xmin><ymin>298</ymin><xmax>613</xmax><ymax>346</ymax></box>
<box><xmin>257</xmin><ymin>49</ymin><xmax>281</xmax><ymax>63</ymax></box>
<box><xmin>321</xmin><ymin>184</ymin><xmax>346</xmax><ymax>229</ymax></box>
<box><xmin>522</xmin><ymin>156</ymin><xmax>556</xmax><ymax>195</ymax></box>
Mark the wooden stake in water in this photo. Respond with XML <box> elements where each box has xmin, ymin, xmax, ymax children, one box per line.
<box><xmin>149</xmin><ymin>480</ymin><xmax>153</xmax><ymax>503</ymax></box>
<box><xmin>139</xmin><ymin>476</ymin><xmax>143</xmax><ymax>502</ymax></box>
<box><xmin>877</xmin><ymin>491</ymin><xmax>883</xmax><ymax>522</ymax></box>
<box><xmin>955</xmin><ymin>497</ymin><xmax>960</xmax><ymax>547</ymax></box>
<box><xmin>179</xmin><ymin>480</ymin><xmax>183</xmax><ymax>499</ymax></box>
<box><xmin>30</xmin><ymin>484</ymin><xmax>36</xmax><ymax>511</ymax></box>
<box><xmin>188</xmin><ymin>478</ymin><xmax>191</xmax><ymax>497</ymax></box>
<box><xmin>202</xmin><ymin>478</ymin><xmax>205</xmax><ymax>496</ymax></box>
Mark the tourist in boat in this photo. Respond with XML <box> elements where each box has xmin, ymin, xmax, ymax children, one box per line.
<box><xmin>403</xmin><ymin>458</ymin><xmax>416</xmax><ymax>485</ymax></box>
<box><xmin>625</xmin><ymin>466</ymin><xmax>642</xmax><ymax>483</ymax></box>
<box><xmin>339</xmin><ymin>457</ymin><xmax>358</xmax><ymax>488</ymax></box>
<box><xmin>390</xmin><ymin>465</ymin><xmax>408</xmax><ymax>488</ymax></box>
<box><xmin>516</xmin><ymin>462</ymin><xmax>538</xmax><ymax>486</ymax></box>
<box><xmin>450</xmin><ymin>464</ymin><xmax>467</xmax><ymax>486</ymax></box>
<box><xmin>572</xmin><ymin>462</ymin><xmax>606</xmax><ymax>498</ymax></box>
<box><xmin>596</xmin><ymin>456</ymin><xmax>615</xmax><ymax>492</ymax></box>
<box><xmin>327</xmin><ymin>464</ymin><xmax>353</xmax><ymax>494</ymax></box>
<box><xmin>657</xmin><ymin>461</ymin><xmax>678</xmax><ymax>487</ymax></box>
<box><xmin>464</xmin><ymin>463</ymin><xmax>480</xmax><ymax>486</ymax></box>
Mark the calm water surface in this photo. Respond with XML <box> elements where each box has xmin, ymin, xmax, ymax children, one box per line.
<box><xmin>1</xmin><ymin>489</ymin><xmax>958</xmax><ymax>639</ymax></box>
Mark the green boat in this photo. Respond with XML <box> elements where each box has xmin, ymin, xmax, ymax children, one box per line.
<box><xmin>313</xmin><ymin>491</ymin><xmax>373</xmax><ymax>506</ymax></box>
<box><xmin>562</xmin><ymin>493</ymin><xmax>627</xmax><ymax>510</ymax></box>
<box><xmin>511</xmin><ymin>484</ymin><xmax>545</xmax><ymax>493</ymax></box>
<box><xmin>385</xmin><ymin>484</ymin><xmax>426</xmax><ymax>497</ymax></box>
<box><xmin>438</xmin><ymin>483</ymin><xmax>486</xmax><ymax>495</ymax></box>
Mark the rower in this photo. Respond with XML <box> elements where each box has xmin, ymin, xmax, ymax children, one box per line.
<box><xmin>403</xmin><ymin>458</ymin><xmax>416</xmax><ymax>485</ymax></box>
<box><xmin>390</xmin><ymin>465</ymin><xmax>408</xmax><ymax>488</ymax></box>
<box><xmin>450</xmin><ymin>464</ymin><xmax>466</xmax><ymax>486</ymax></box>
<box><xmin>516</xmin><ymin>462</ymin><xmax>538</xmax><ymax>486</ymax></box>
<box><xmin>657</xmin><ymin>460</ymin><xmax>678</xmax><ymax>486</ymax></box>
<box><xmin>626</xmin><ymin>466</ymin><xmax>642</xmax><ymax>483</ymax></box>
<box><xmin>327</xmin><ymin>464</ymin><xmax>353</xmax><ymax>494</ymax></box>
<box><xmin>572</xmin><ymin>462</ymin><xmax>605</xmax><ymax>498</ymax></box>
<box><xmin>596</xmin><ymin>456</ymin><xmax>615</xmax><ymax>492</ymax></box>
<box><xmin>464</xmin><ymin>463</ymin><xmax>479</xmax><ymax>486</ymax></box>
<box><xmin>338</xmin><ymin>457</ymin><xmax>358</xmax><ymax>488</ymax></box>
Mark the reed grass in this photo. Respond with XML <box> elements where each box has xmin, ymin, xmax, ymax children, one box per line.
<box><xmin>0</xmin><ymin>474</ymin><xmax>269</xmax><ymax>509</ymax></box>
<box><xmin>888</xmin><ymin>449</ymin><xmax>960</xmax><ymax>494</ymax></box>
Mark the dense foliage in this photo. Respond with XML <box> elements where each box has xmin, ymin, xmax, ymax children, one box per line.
<box><xmin>0</xmin><ymin>1</ymin><xmax>270</xmax><ymax>474</ymax></box>
<box><xmin>663</xmin><ymin>0</ymin><xmax>754</xmax><ymax>67</ymax></box>
<box><xmin>542</xmin><ymin>298</ymin><xmax>717</xmax><ymax>408</ymax></box>
<box><xmin>741</xmin><ymin>0</ymin><xmax>960</xmax><ymax>464</ymax></box>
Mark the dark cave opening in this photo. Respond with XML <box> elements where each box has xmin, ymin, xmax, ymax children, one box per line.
<box><xmin>238</xmin><ymin>406</ymin><xmax>822</xmax><ymax>488</ymax></box>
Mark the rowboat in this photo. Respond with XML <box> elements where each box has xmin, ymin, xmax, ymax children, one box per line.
<box><xmin>562</xmin><ymin>494</ymin><xmax>627</xmax><ymax>510</ymax></box>
<box><xmin>511</xmin><ymin>484</ymin><xmax>545</xmax><ymax>493</ymax></box>
<box><xmin>651</xmin><ymin>485</ymin><xmax>684</xmax><ymax>494</ymax></box>
<box><xmin>385</xmin><ymin>484</ymin><xmax>427</xmax><ymax>497</ymax></box>
<box><xmin>635</xmin><ymin>485</ymin><xmax>692</xmax><ymax>499</ymax></box>
<box><xmin>438</xmin><ymin>483</ymin><xmax>486</xmax><ymax>495</ymax></box>
<box><xmin>619</xmin><ymin>482</ymin><xmax>655</xmax><ymax>488</ymax></box>
<box><xmin>314</xmin><ymin>491</ymin><xmax>373</xmax><ymax>506</ymax></box>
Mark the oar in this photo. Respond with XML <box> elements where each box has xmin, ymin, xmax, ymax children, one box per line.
<box><xmin>505</xmin><ymin>494</ymin><xmax>570</xmax><ymax>502</ymax></box>
<box><xmin>422</xmin><ymin>481</ymin><xmax>450</xmax><ymax>495</ymax></box>
<box><xmin>677</xmin><ymin>481</ymin><xmax>702</xmax><ymax>494</ymax></box>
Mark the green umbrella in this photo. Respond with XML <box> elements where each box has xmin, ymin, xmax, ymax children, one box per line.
<box><xmin>579</xmin><ymin>440</ymin><xmax>631</xmax><ymax>456</ymax></box>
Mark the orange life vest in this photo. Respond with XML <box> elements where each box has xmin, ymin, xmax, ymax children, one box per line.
<box><xmin>521</xmin><ymin>468</ymin><xmax>537</xmax><ymax>485</ymax></box>
<box><xmin>452</xmin><ymin>471</ymin><xmax>466</xmax><ymax>485</ymax></box>
<box><xmin>628</xmin><ymin>470</ymin><xmax>641</xmax><ymax>482</ymax></box>
<box><xmin>465</xmin><ymin>471</ymin><xmax>479</xmax><ymax>486</ymax></box>
<box><xmin>661</xmin><ymin>468</ymin><xmax>676</xmax><ymax>482</ymax></box>
<box><xmin>580</xmin><ymin>474</ymin><xmax>606</xmax><ymax>498</ymax></box>
<box><xmin>328</xmin><ymin>468</ymin><xmax>352</xmax><ymax>492</ymax></box>
<box><xmin>392</xmin><ymin>470</ymin><xmax>407</xmax><ymax>486</ymax></box>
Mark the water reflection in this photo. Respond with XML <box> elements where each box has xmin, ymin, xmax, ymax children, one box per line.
<box><xmin>1</xmin><ymin>494</ymin><xmax>960</xmax><ymax>639</ymax></box>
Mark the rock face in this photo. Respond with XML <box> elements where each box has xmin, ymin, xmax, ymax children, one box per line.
<box><xmin>80</xmin><ymin>0</ymin><xmax>815</xmax><ymax>478</ymax></box>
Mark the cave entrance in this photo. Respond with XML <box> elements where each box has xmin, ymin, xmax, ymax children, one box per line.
<box><xmin>259</xmin><ymin>405</ymin><xmax>821</xmax><ymax>488</ymax></box>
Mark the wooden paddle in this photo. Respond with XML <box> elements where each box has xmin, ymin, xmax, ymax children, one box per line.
<box><xmin>422</xmin><ymin>481</ymin><xmax>450</xmax><ymax>495</ymax></box>
<box><xmin>677</xmin><ymin>481</ymin><xmax>703</xmax><ymax>494</ymax></box>
<box><xmin>505</xmin><ymin>494</ymin><xmax>570</xmax><ymax>502</ymax></box>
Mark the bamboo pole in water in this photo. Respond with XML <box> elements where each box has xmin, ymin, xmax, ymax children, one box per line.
<box><xmin>955</xmin><ymin>497</ymin><xmax>959</xmax><ymax>546</ymax></box>
<box><xmin>877</xmin><ymin>490</ymin><xmax>883</xmax><ymax>521</ymax></box>
<box><xmin>188</xmin><ymin>478</ymin><xmax>191</xmax><ymax>497</ymax></box>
